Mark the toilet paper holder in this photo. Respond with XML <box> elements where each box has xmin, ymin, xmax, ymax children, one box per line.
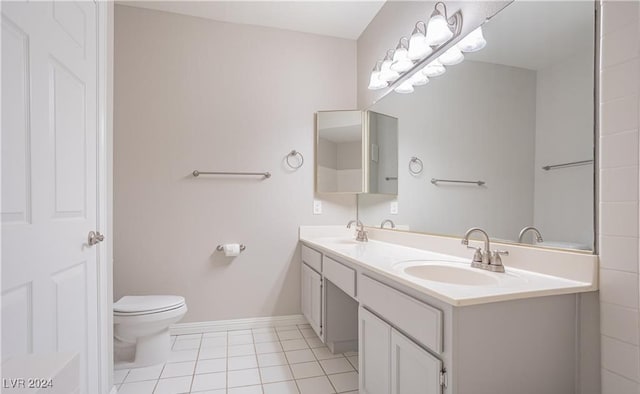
<box><xmin>216</xmin><ymin>244</ymin><xmax>247</xmax><ymax>252</ymax></box>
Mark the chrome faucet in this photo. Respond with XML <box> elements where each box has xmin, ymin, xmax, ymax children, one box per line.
<box><xmin>461</xmin><ymin>227</ymin><xmax>508</xmax><ymax>273</ymax></box>
<box><xmin>380</xmin><ymin>219</ymin><xmax>396</xmax><ymax>229</ymax></box>
<box><xmin>518</xmin><ymin>226</ymin><xmax>543</xmax><ymax>244</ymax></box>
<box><xmin>347</xmin><ymin>220</ymin><xmax>368</xmax><ymax>242</ymax></box>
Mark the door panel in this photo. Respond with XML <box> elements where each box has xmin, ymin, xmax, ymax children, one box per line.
<box><xmin>1</xmin><ymin>15</ymin><xmax>31</xmax><ymax>224</ymax></box>
<box><xmin>0</xmin><ymin>284</ymin><xmax>33</xmax><ymax>360</ymax></box>
<box><xmin>302</xmin><ymin>263</ymin><xmax>322</xmax><ymax>337</ymax></box>
<box><xmin>51</xmin><ymin>59</ymin><xmax>87</xmax><ymax>217</ymax></box>
<box><xmin>1</xmin><ymin>2</ymin><xmax>99</xmax><ymax>393</ymax></box>
<box><xmin>359</xmin><ymin>306</ymin><xmax>390</xmax><ymax>394</ymax></box>
<box><xmin>391</xmin><ymin>329</ymin><xmax>442</xmax><ymax>394</ymax></box>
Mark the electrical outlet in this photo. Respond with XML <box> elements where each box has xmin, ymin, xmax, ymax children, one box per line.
<box><xmin>313</xmin><ymin>200</ymin><xmax>322</xmax><ymax>215</ymax></box>
<box><xmin>390</xmin><ymin>201</ymin><xmax>399</xmax><ymax>215</ymax></box>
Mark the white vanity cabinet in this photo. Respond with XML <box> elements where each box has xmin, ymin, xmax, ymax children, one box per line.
<box><xmin>359</xmin><ymin>306</ymin><xmax>442</xmax><ymax>394</ymax></box>
<box><xmin>299</xmin><ymin>239</ymin><xmax>599</xmax><ymax>394</ymax></box>
<box><xmin>301</xmin><ymin>245</ymin><xmax>323</xmax><ymax>338</ymax></box>
<box><xmin>301</xmin><ymin>245</ymin><xmax>360</xmax><ymax>352</ymax></box>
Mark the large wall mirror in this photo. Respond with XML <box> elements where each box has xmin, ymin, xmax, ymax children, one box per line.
<box><xmin>358</xmin><ymin>1</ymin><xmax>596</xmax><ymax>252</ymax></box>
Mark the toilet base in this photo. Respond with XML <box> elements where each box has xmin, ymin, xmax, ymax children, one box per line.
<box><xmin>114</xmin><ymin>327</ymin><xmax>171</xmax><ymax>370</ymax></box>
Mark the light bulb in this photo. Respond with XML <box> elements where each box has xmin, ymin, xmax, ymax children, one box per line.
<box><xmin>425</xmin><ymin>14</ymin><xmax>453</xmax><ymax>46</ymax></box>
<box><xmin>391</xmin><ymin>39</ymin><xmax>414</xmax><ymax>72</ymax></box>
<box><xmin>390</xmin><ymin>48</ymin><xmax>413</xmax><ymax>72</ymax></box>
<box><xmin>368</xmin><ymin>70</ymin><xmax>387</xmax><ymax>90</ymax></box>
<box><xmin>422</xmin><ymin>60</ymin><xmax>446</xmax><ymax>77</ymax></box>
<box><xmin>457</xmin><ymin>26</ymin><xmax>486</xmax><ymax>52</ymax></box>
<box><xmin>380</xmin><ymin>58</ymin><xmax>400</xmax><ymax>81</ymax></box>
<box><xmin>409</xmin><ymin>72</ymin><xmax>429</xmax><ymax>86</ymax></box>
<box><xmin>438</xmin><ymin>46</ymin><xmax>464</xmax><ymax>66</ymax></box>
<box><xmin>408</xmin><ymin>29</ymin><xmax>432</xmax><ymax>60</ymax></box>
<box><xmin>394</xmin><ymin>80</ymin><xmax>414</xmax><ymax>94</ymax></box>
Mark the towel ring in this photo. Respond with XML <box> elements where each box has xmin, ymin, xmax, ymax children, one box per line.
<box><xmin>286</xmin><ymin>150</ymin><xmax>304</xmax><ymax>169</ymax></box>
<box><xmin>409</xmin><ymin>157</ymin><xmax>423</xmax><ymax>175</ymax></box>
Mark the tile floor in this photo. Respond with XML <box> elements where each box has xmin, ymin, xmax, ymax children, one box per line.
<box><xmin>114</xmin><ymin>323</ymin><xmax>359</xmax><ymax>393</ymax></box>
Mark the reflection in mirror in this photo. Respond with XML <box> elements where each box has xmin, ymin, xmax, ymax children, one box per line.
<box><xmin>316</xmin><ymin>111</ymin><xmax>364</xmax><ymax>193</ymax></box>
<box><xmin>358</xmin><ymin>1</ymin><xmax>595</xmax><ymax>252</ymax></box>
<box><xmin>367</xmin><ymin>111</ymin><xmax>399</xmax><ymax>195</ymax></box>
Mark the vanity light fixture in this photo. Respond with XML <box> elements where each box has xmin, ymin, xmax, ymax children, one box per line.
<box><xmin>390</xmin><ymin>37</ymin><xmax>414</xmax><ymax>72</ymax></box>
<box><xmin>408</xmin><ymin>22</ymin><xmax>433</xmax><ymax>60</ymax></box>
<box><xmin>368</xmin><ymin>61</ymin><xmax>388</xmax><ymax>90</ymax></box>
<box><xmin>394</xmin><ymin>80</ymin><xmax>415</xmax><ymax>94</ymax></box>
<box><xmin>368</xmin><ymin>1</ymin><xmax>477</xmax><ymax>93</ymax></box>
<box><xmin>425</xmin><ymin>2</ymin><xmax>455</xmax><ymax>46</ymax></box>
<box><xmin>422</xmin><ymin>59</ymin><xmax>446</xmax><ymax>77</ymax></box>
<box><xmin>438</xmin><ymin>46</ymin><xmax>464</xmax><ymax>65</ymax></box>
<box><xmin>457</xmin><ymin>26</ymin><xmax>486</xmax><ymax>52</ymax></box>
<box><xmin>380</xmin><ymin>50</ymin><xmax>400</xmax><ymax>82</ymax></box>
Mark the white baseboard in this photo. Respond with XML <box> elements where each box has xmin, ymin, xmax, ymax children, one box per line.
<box><xmin>170</xmin><ymin>314</ymin><xmax>308</xmax><ymax>336</ymax></box>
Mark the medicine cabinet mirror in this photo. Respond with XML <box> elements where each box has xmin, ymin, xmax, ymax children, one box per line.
<box><xmin>316</xmin><ymin>110</ymin><xmax>398</xmax><ymax>195</ymax></box>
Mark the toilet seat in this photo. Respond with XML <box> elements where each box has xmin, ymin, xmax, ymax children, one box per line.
<box><xmin>114</xmin><ymin>295</ymin><xmax>185</xmax><ymax>316</ymax></box>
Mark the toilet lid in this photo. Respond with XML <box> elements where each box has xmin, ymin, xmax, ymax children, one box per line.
<box><xmin>114</xmin><ymin>295</ymin><xmax>185</xmax><ymax>314</ymax></box>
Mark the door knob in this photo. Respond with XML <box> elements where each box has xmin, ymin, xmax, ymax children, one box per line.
<box><xmin>88</xmin><ymin>231</ymin><xmax>105</xmax><ymax>246</ymax></box>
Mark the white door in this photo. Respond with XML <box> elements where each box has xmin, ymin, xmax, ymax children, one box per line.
<box><xmin>359</xmin><ymin>306</ymin><xmax>391</xmax><ymax>394</ymax></box>
<box><xmin>301</xmin><ymin>263</ymin><xmax>322</xmax><ymax>338</ymax></box>
<box><xmin>2</xmin><ymin>2</ymin><xmax>100</xmax><ymax>393</ymax></box>
<box><xmin>390</xmin><ymin>329</ymin><xmax>443</xmax><ymax>394</ymax></box>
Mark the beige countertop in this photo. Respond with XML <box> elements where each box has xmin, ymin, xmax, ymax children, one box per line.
<box><xmin>299</xmin><ymin>226</ymin><xmax>597</xmax><ymax>307</ymax></box>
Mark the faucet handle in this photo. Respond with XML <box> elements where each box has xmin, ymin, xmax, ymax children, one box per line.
<box><xmin>356</xmin><ymin>228</ymin><xmax>368</xmax><ymax>242</ymax></box>
<box><xmin>467</xmin><ymin>246</ymin><xmax>483</xmax><ymax>263</ymax></box>
<box><xmin>490</xmin><ymin>250</ymin><xmax>509</xmax><ymax>266</ymax></box>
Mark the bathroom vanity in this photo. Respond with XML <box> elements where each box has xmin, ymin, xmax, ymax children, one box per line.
<box><xmin>299</xmin><ymin>226</ymin><xmax>598</xmax><ymax>394</ymax></box>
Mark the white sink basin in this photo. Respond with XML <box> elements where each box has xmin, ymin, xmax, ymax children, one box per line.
<box><xmin>403</xmin><ymin>264</ymin><xmax>499</xmax><ymax>286</ymax></box>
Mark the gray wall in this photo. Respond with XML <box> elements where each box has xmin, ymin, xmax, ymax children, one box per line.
<box><xmin>113</xmin><ymin>5</ymin><xmax>356</xmax><ymax>322</ymax></box>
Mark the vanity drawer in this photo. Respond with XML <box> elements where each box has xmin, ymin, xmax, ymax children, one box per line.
<box><xmin>301</xmin><ymin>245</ymin><xmax>322</xmax><ymax>273</ymax></box>
<box><xmin>323</xmin><ymin>256</ymin><xmax>356</xmax><ymax>298</ymax></box>
<box><xmin>359</xmin><ymin>275</ymin><xmax>443</xmax><ymax>354</ymax></box>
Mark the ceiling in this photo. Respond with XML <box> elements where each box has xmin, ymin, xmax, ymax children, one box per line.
<box><xmin>121</xmin><ymin>0</ymin><xmax>386</xmax><ymax>39</ymax></box>
<box><xmin>467</xmin><ymin>1</ymin><xmax>595</xmax><ymax>71</ymax></box>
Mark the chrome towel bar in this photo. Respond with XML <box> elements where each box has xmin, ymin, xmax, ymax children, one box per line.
<box><xmin>431</xmin><ymin>178</ymin><xmax>485</xmax><ymax>186</ymax></box>
<box><xmin>192</xmin><ymin>170</ymin><xmax>271</xmax><ymax>179</ymax></box>
<box><xmin>542</xmin><ymin>159</ymin><xmax>593</xmax><ymax>171</ymax></box>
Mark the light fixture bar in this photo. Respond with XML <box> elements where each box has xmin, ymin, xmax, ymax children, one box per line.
<box><xmin>368</xmin><ymin>0</ymin><xmax>493</xmax><ymax>98</ymax></box>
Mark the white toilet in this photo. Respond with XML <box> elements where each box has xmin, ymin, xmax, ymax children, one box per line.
<box><xmin>113</xmin><ymin>295</ymin><xmax>187</xmax><ymax>369</ymax></box>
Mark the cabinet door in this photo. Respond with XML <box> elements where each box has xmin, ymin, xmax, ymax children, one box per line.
<box><xmin>359</xmin><ymin>307</ymin><xmax>391</xmax><ymax>394</ymax></box>
<box><xmin>391</xmin><ymin>329</ymin><xmax>442</xmax><ymax>394</ymax></box>
<box><xmin>302</xmin><ymin>263</ymin><xmax>322</xmax><ymax>337</ymax></box>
